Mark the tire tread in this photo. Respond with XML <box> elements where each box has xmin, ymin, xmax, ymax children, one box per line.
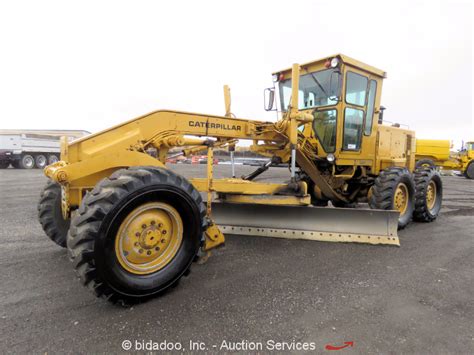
<box><xmin>67</xmin><ymin>166</ymin><xmax>205</xmax><ymax>305</ymax></box>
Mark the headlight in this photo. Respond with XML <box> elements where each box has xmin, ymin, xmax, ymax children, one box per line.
<box><xmin>330</xmin><ymin>58</ymin><xmax>339</xmax><ymax>68</ymax></box>
<box><xmin>272</xmin><ymin>74</ymin><xmax>279</xmax><ymax>82</ymax></box>
<box><xmin>327</xmin><ymin>153</ymin><xmax>335</xmax><ymax>162</ymax></box>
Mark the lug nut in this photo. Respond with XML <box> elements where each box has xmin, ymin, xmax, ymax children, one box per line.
<box><xmin>151</xmin><ymin>220</ymin><xmax>156</xmax><ymax>225</ymax></box>
<box><xmin>158</xmin><ymin>223</ymin><xmax>163</xmax><ymax>228</ymax></box>
<box><xmin>162</xmin><ymin>230</ymin><xmax>167</xmax><ymax>235</ymax></box>
<box><xmin>147</xmin><ymin>251</ymin><xmax>151</xmax><ymax>255</ymax></box>
<box><xmin>142</xmin><ymin>224</ymin><xmax>147</xmax><ymax>229</ymax></box>
<box><xmin>139</xmin><ymin>249</ymin><xmax>144</xmax><ymax>254</ymax></box>
<box><xmin>134</xmin><ymin>242</ymin><xmax>139</xmax><ymax>246</ymax></box>
<box><xmin>155</xmin><ymin>247</ymin><xmax>160</xmax><ymax>251</ymax></box>
<box><xmin>135</xmin><ymin>232</ymin><xmax>140</xmax><ymax>237</ymax></box>
<box><xmin>161</xmin><ymin>239</ymin><xmax>166</xmax><ymax>243</ymax></box>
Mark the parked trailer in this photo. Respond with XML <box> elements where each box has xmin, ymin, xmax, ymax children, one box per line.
<box><xmin>415</xmin><ymin>139</ymin><xmax>474</xmax><ymax>179</ymax></box>
<box><xmin>0</xmin><ymin>130</ymin><xmax>89</xmax><ymax>169</ymax></box>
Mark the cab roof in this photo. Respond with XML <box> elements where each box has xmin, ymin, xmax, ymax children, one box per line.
<box><xmin>273</xmin><ymin>54</ymin><xmax>387</xmax><ymax>78</ymax></box>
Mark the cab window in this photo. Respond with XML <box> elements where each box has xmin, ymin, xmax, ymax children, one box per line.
<box><xmin>343</xmin><ymin>108</ymin><xmax>364</xmax><ymax>150</ymax></box>
<box><xmin>364</xmin><ymin>80</ymin><xmax>377</xmax><ymax>135</ymax></box>
<box><xmin>279</xmin><ymin>68</ymin><xmax>341</xmax><ymax>111</ymax></box>
<box><xmin>312</xmin><ymin>109</ymin><xmax>337</xmax><ymax>153</ymax></box>
<box><xmin>345</xmin><ymin>72</ymin><xmax>368</xmax><ymax>106</ymax></box>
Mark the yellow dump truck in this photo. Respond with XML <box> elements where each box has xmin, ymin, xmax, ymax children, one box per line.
<box><xmin>416</xmin><ymin>140</ymin><xmax>474</xmax><ymax>179</ymax></box>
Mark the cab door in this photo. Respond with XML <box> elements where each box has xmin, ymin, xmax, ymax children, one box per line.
<box><xmin>338</xmin><ymin>69</ymin><xmax>378</xmax><ymax>161</ymax></box>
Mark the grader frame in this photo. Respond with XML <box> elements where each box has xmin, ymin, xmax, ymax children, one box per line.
<box><xmin>38</xmin><ymin>54</ymin><xmax>446</xmax><ymax>303</ymax></box>
<box><xmin>43</xmin><ymin>54</ymin><xmax>418</xmax><ymax>250</ymax></box>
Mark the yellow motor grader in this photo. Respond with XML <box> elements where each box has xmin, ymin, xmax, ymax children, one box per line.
<box><xmin>38</xmin><ymin>54</ymin><xmax>443</xmax><ymax>303</ymax></box>
<box><xmin>416</xmin><ymin>139</ymin><xmax>474</xmax><ymax>179</ymax></box>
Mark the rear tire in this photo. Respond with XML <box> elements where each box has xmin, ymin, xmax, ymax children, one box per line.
<box><xmin>464</xmin><ymin>162</ymin><xmax>474</xmax><ymax>179</ymax></box>
<box><xmin>20</xmin><ymin>154</ymin><xmax>35</xmax><ymax>169</ymax></box>
<box><xmin>67</xmin><ymin>167</ymin><xmax>206</xmax><ymax>304</ymax></box>
<box><xmin>415</xmin><ymin>159</ymin><xmax>435</xmax><ymax>169</ymax></box>
<box><xmin>413</xmin><ymin>167</ymin><xmax>442</xmax><ymax>222</ymax></box>
<box><xmin>369</xmin><ymin>167</ymin><xmax>415</xmax><ymax>229</ymax></box>
<box><xmin>35</xmin><ymin>154</ymin><xmax>48</xmax><ymax>169</ymax></box>
<box><xmin>38</xmin><ymin>181</ymin><xmax>70</xmax><ymax>247</ymax></box>
<box><xmin>48</xmin><ymin>154</ymin><xmax>59</xmax><ymax>165</ymax></box>
<box><xmin>0</xmin><ymin>161</ymin><xmax>9</xmax><ymax>169</ymax></box>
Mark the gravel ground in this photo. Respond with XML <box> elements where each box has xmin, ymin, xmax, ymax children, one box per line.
<box><xmin>0</xmin><ymin>165</ymin><xmax>473</xmax><ymax>354</ymax></box>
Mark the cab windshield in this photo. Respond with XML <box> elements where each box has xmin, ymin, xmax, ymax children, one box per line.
<box><xmin>279</xmin><ymin>68</ymin><xmax>341</xmax><ymax>111</ymax></box>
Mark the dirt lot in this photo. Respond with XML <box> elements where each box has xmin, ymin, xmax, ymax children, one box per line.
<box><xmin>0</xmin><ymin>165</ymin><xmax>473</xmax><ymax>354</ymax></box>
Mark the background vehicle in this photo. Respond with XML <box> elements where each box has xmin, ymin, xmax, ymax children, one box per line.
<box><xmin>38</xmin><ymin>55</ymin><xmax>443</xmax><ymax>304</ymax></box>
<box><xmin>0</xmin><ymin>130</ymin><xmax>89</xmax><ymax>169</ymax></box>
<box><xmin>416</xmin><ymin>139</ymin><xmax>474</xmax><ymax>179</ymax></box>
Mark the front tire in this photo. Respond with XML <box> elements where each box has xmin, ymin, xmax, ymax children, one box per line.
<box><xmin>369</xmin><ymin>167</ymin><xmax>415</xmax><ymax>229</ymax></box>
<box><xmin>38</xmin><ymin>181</ymin><xmax>70</xmax><ymax>247</ymax></box>
<box><xmin>413</xmin><ymin>167</ymin><xmax>442</xmax><ymax>222</ymax></box>
<box><xmin>67</xmin><ymin>167</ymin><xmax>206</xmax><ymax>304</ymax></box>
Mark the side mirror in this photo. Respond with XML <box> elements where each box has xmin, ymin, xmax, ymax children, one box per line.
<box><xmin>377</xmin><ymin>106</ymin><xmax>386</xmax><ymax>124</ymax></box>
<box><xmin>264</xmin><ymin>87</ymin><xmax>275</xmax><ymax>111</ymax></box>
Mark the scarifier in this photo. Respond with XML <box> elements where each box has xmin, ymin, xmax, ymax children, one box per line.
<box><xmin>38</xmin><ymin>54</ymin><xmax>443</xmax><ymax>303</ymax></box>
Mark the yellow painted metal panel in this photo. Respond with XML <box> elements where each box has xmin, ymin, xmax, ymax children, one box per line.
<box><xmin>219</xmin><ymin>193</ymin><xmax>311</xmax><ymax>206</ymax></box>
<box><xmin>190</xmin><ymin>178</ymin><xmax>289</xmax><ymax>195</ymax></box>
<box><xmin>415</xmin><ymin>139</ymin><xmax>451</xmax><ymax>161</ymax></box>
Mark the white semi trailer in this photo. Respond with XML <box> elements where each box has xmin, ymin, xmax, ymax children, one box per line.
<box><xmin>0</xmin><ymin>130</ymin><xmax>89</xmax><ymax>169</ymax></box>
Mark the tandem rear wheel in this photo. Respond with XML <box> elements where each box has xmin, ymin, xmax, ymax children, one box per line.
<box><xmin>369</xmin><ymin>167</ymin><xmax>416</xmax><ymax>229</ymax></box>
<box><xmin>67</xmin><ymin>167</ymin><xmax>206</xmax><ymax>305</ymax></box>
<box><xmin>413</xmin><ymin>167</ymin><xmax>442</xmax><ymax>222</ymax></box>
<box><xmin>369</xmin><ymin>166</ymin><xmax>442</xmax><ymax>228</ymax></box>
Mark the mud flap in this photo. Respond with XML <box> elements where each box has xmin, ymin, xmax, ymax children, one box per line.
<box><xmin>212</xmin><ymin>203</ymin><xmax>400</xmax><ymax>246</ymax></box>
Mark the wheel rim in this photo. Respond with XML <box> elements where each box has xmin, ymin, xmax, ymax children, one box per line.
<box><xmin>115</xmin><ymin>202</ymin><xmax>183</xmax><ymax>275</ymax></box>
<box><xmin>37</xmin><ymin>155</ymin><xmax>46</xmax><ymax>167</ymax></box>
<box><xmin>426</xmin><ymin>180</ymin><xmax>437</xmax><ymax>211</ymax></box>
<box><xmin>394</xmin><ymin>183</ymin><xmax>409</xmax><ymax>215</ymax></box>
<box><xmin>24</xmin><ymin>156</ymin><xmax>34</xmax><ymax>168</ymax></box>
<box><xmin>49</xmin><ymin>155</ymin><xmax>58</xmax><ymax>164</ymax></box>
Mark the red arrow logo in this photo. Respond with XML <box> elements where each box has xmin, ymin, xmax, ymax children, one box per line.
<box><xmin>325</xmin><ymin>341</ymin><xmax>354</xmax><ymax>351</ymax></box>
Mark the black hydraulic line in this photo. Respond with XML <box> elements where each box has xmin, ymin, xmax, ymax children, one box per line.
<box><xmin>241</xmin><ymin>160</ymin><xmax>273</xmax><ymax>181</ymax></box>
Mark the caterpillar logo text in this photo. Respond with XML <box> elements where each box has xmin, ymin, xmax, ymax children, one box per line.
<box><xmin>189</xmin><ymin>121</ymin><xmax>242</xmax><ymax>131</ymax></box>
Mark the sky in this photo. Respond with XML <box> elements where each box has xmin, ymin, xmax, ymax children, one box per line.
<box><xmin>0</xmin><ymin>0</ymin><xmax>472</xmax><ymax>148</ymax></box>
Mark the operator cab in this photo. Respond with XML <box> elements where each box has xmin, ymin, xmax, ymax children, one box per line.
<box><xmin>463</xmin><ymin>142</ymin><xmax>474</xmax><ymax>151</ymax></box>
<box><xmin>267</xmin><ymin>54</ymin><xmax>386</xmax><ymax>159</ymax></box>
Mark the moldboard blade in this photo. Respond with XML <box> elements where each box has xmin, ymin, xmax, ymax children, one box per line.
<box><xmin>212</xmin><ymin>203</ymin><xmax>400</xmax><ymax>246</ymax></box>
